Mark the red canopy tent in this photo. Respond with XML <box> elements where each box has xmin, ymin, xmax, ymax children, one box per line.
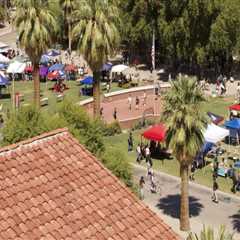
<box><xmin>47</xmin><ymin>71</ymin><xmax>59</xmax><ymax>80</ymax></box>
<box><xmin>229</xmin><ymin>104</ymin><xmax>240</xmax><ymax>111</ymax></box>
<box><xmin>65</xmin><ymin>64</ymin><xmax>77</xmax><ymax>72</ymax></box>
<box><xmin>142</xmin><ymin>124</ymin><xmax>166</xmax><ymax>142</ymax></box>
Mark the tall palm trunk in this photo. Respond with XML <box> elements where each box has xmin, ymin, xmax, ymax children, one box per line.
<box><xmin>33</xmin><ymin>63</ymin><xmax>40</xmax><ymax>107</ymax></box>
<box><xmin>67</xmin><ymin>15</ymin><xmax>71</xmax><ymax>53</ymax></box>
<box><xmin>180</xmin><ymin>164</ymin><xmax>190</xmax><ymax>231</ymax></box>
<box><xmin>93</xmin><ymin>71</ymin><xmax>101</xmax><ymax>117</ymax></box>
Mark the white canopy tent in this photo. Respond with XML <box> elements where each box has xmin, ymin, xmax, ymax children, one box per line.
<box><xmin>0</xmin><ymin>54</ymin><xmax>10</xmax><ymax>63</ymax></box>
<box><xmin>7</xmin><ymin>61</ymin><xmax>26</xmax><ymax>74</ymax></box>
<box><xmin>111</xmin><ymin>64</ymin><xmax>129</xmax><ymax>74</ymax></box>
<box><xmin>203</xmin><ymin>123</ymin><xmax>229</xmax><ymax>143</ymax></box>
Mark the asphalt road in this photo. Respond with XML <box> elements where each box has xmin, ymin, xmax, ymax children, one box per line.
<box><xmin>133</xmin><ymin>163</ymin><xmax>240</xmax><ymax>240</ymax></box>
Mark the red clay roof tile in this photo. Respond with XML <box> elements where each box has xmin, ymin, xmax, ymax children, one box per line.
<box><xmin>0</xmin><ymin>129</ymin><xmax>180</xmax><ymax>239</ymax></box>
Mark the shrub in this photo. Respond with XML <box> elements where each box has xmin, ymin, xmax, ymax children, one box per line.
<box><xmin>101</xmin><ymin>149</ymin><xmax>132</xmax><ymax>186</ymax></box>
<box><xmin>187</xmin><ymin>225</ymin><xmax>234</xmax><ymax>240</ymax></box>
<box><xmin>103</xmin><ymin>121</ymin><xmax>122</xmax><ymax>136</ymax></box>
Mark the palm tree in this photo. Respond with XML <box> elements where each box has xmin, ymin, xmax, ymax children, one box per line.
<box><xmin>162</xmin><ymin>77</ymin><xmax>207</xmax><ymax>231</ymax></box>
<box><xmin>72</xmin><ymin>0</ymin><xmax>120</xmax><ymax>117</ymax></box>
<box><xmin>187</xmin><ymin>225</ymin><xmax>234</xmax><ymax>240</ymax></box>
<box><xmin>60</xmin><ymin>0</ymin><xmax>76</xmax><ymax>53</ymax></box>
<box><xmin>14</xmin><ymin>0</ymin><xmax>57</xmax><ymax>107</ymax></box>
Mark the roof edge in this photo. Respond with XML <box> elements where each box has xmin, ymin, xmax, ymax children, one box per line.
<box><xmin>0</xmin><ymin>128</ymin><xmax>69</xmax><ymax>154</ymax></box>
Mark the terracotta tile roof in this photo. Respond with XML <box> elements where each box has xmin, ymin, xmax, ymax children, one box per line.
<box><xmin>0</xmin><ymin>128</ymin><xmax>180</xmax><ymax>239</ymax></box>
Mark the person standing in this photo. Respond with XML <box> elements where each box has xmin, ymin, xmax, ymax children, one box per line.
<box><xmin>211</xmin><ymin>179</ymin><xmax>219</xmax><ymax>203</ymax></box>
<box><xmin>139</xmin><ymin>176</ymin><xmax>145</xmax><ymax>200</ymax></box>
<box><xmin>237</xmin><ymin>82</ymin><xmax>240</xmax><ymax>103</ymax></box>
<box><xmin>113</xmin><ymin>107</ymin><xmax>117</xmax><ymax>120</ymax></box>
<box><xmin>128</xmin><ymin>95</ymin><xmax>132</xmax><ymax>110</ymax></box>
<box><xmin>135</xmin><ymin>96</ymin><xmax>140</xmax><ymax>110</ymax></box>
<box><xmin>106</xmin><ymin>82</ymin><xmax>110</xmax><ymax>93</ymax></box>
<box><xmin>145</xmin><ymin>145</ymin><xmax>150</xmax><ymax>163</ymax></box>
<box><xmin>100</xmin><ymin>107</ymin><xmax>103</xmax><ymax>118</ymax></box>
<box><xmin>128</xmin><ymin>132</ymin><xmax>133</xmax><ymax>152</ymax></box>
<box><xmin>143</xmin><ymin>91</ymin><xmax>147</xmax><ymax>106</ymax></box>
<box><xmin>231</xmin><ymin>166</ymin><xmax>238</xmax><ymax>193</ymax></box>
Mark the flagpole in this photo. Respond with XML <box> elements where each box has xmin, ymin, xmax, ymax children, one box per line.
<box><xmin>152</xmin><ymin>29</ymin><xmax>156</xmax><ymax>115</ymax></box>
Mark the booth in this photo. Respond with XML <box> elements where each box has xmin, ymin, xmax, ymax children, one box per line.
<box><xmin>225</xmin><ymin>119</ymin><xmax>240</xmax><ymax>144</ymax></box>
<box><xmin>80</xmin><ymin>76</ymin><xmax>93</xmax><ymax>96</ymax></box>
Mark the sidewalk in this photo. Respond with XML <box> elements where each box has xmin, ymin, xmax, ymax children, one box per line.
<box><xmin>0</xmin><ymin>23</ymin><xmax>12</xmax><ymax>37</ymax></box>
<box><xmin>132</xmin><ymin>163</ymin><xmax>240</xmax><ymax>240</ymax></box>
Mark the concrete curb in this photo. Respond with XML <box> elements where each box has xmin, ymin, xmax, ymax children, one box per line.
<box><xmin>132</xmin><ymin>163</ymin><xmax>240</xmax><ymax>203</ymax></box>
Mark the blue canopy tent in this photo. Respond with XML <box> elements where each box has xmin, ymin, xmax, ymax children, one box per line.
<box><xmin>40</xmin><ymin>55</ymin><xmax>50</xmax><ymax>64</ymax></box>
<box><xmin>80</xmin><ymin>76</ymin><xmax>93</xmax><ymax>96</ymax></box>
<box><xmin>48</xmin><ymin>63</ymin><xmax>64</xmax><ymax>72</ymax></box>
<box><xmin>81</xmin><ymin>76</ymin><xmax>93</xmax><ymax>85</ymax></box>
<box><xmin>225</xmin><ymin>119</ymin><xmax>240</xmax><ymax>144</ymax></box>
<box><xmin>0</xmin><ymin>63</ymin><xmax>7</xmax><ymax>70</ymax></box>
<box><xmin>46</xmin><ymin>50</ymin><xmax>61</xmax><ymax>57</ymax></box>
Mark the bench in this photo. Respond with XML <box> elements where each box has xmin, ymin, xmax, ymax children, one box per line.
<box><xmin>40</xmin><ymin>98</ymin><xmax>48</xmax><ymax>106</ymax></box>
<box><xmin>56</xmin><ymin>94</ymin><xmax>64</xmax><ymax>102</ymax></box>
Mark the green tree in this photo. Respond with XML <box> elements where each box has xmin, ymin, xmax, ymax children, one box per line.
<box><xmin>72</xmin><ymin>0</ymin><xmax>120</xmax><ymax>117</ymax></box>
<box><xmin>162</xmin><ymin>77</ymin><xmax>206</xmax><ymax>231</ymax></box>
<box><xmin>187</xmin><ymin>225</ymin><xmax>234</xmax><ymax>240</ymax></box>
<box><xmin>60</xmin><ymin>0</ymin><xmax>76</xmax><ymax>53</ymax></box>
<box><xmin>102</xmin><ymin>149</ymin><xmax>132</xmax><ymax>186</ymax></box>
<box><xmin>0</xmin><ymin>5</ymin><xmax>5</xmax><ymax>23</ymax></box>
<box><xmin>14</xmin><ymin>0</ymin><xmax>57</xmax><ymax>107</ymax></box>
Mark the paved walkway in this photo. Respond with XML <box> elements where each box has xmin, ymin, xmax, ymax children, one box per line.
<box><xmin>133</xmin><ymin>163</ymin><xmax>240</xmax><ymax>239</ymax></box>
<box><xmin>86</xmin><ymin>93</ymin><xmax>162</xmax><ymax>123</ymax></box>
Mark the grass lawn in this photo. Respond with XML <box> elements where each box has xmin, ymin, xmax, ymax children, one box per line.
<box><xmin>104</xmin><ymin>96</ymin><xmax>240</xmax><ymax>196</ymax></box>
<box><xmin>0</xmin><ymin>80</ymin><xmax>122</xmax><ymax>114</ymax></box>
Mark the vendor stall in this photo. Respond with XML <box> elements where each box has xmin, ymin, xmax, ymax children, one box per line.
<box><xmin>142</xmin><ymin>124</ymin><xmax>166</xmax><ymax>142</ymax></box>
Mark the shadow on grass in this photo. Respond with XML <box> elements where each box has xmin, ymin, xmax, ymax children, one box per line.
<box><xmin>156</xmin><ymin>194</ymin><xmax>204</xmax><ymax>219</ymax></box>
<box><xmin>230</xmin><ymin>211</ymin><xmax>240</xmax><ymax>232</ymax></box>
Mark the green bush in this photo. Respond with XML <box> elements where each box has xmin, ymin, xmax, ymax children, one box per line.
<box><xmin>101</xmin><ymin>149</ymin><xmax>133</xmax><ymax>186</ymax></box>
<box><xmin>131</xmin><ymin>118</ymin><xmax>157</xmax><ymax>131</ymax></box>
<box><xmin>103</xmin><ymin>121</ymin><xmax>122</xmax><ymax>136</ymax></box>
<box><xmin>2</xmin><ymin>106</ymin><xmax>47</xmax><ymax>145</ymax></box>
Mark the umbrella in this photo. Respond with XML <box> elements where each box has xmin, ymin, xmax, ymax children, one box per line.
<box><xmin>40</xmin><ymin>55</ymin><xmax>50</xmax><ymax>64</ymax></box>
<box><xmin>81</xmin><ymin>76</ymin><xmax>93</xmax><ymax>85</ymax></box>
<box><xmin>207</xmin><ymin>112</ymin><xmax>224</xmax><ymax>125</ymax></box>
<box><xmin>101</xmin><ymin>63</ymin><xmax>113</xmax><ymax>72</ymax></box>
<box><xmin>65</xmin><ymin>64</ymin><xmax>77</xmax><ymax>72</ymax></box>
<box><xmin>47</xmin><ymin>71</ymin><xmax>59</xmax><ymax>80</ymax></box>
<box><xmin>39</xmin><ymin>65</ymin><xmax>48</xmax><ymax>77</ymax></box>
<box><xmin>24</xmin><ymin>66</ymin><xmax>33</xmax><ymax>73</ymax></box>
<box><xmin>0</xmin><ymin>73</ymin><xmax>10</xmax><ymax>86</ymax></box>
<box><xmin>46</xmin><ymin>50</ymin><xmax>61</xmax><ymax>57</ymax></box>
<box><xmin>48</xmin><ymin>63</ymin><xmax>64</xmax><ymax>72</ymax></box>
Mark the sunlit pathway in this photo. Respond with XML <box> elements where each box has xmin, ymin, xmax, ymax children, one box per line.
<box><xmin>133</xmin><ymin>163</ymin><xmax>240</xmax><ymax>240</ymax></box>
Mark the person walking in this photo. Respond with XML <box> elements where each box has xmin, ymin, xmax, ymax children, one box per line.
<box><xmin>136</xmin><ymin>144</ymin><xmax>142</xmax><ymax>163</ymax></box>
<box><xmin>135</xmin><ymin>96</ymin><xmax>140</xmax><ymax>110</ymax></box>
<box><xmin>128</xmin><ymin>95</ymin><xmax>132</xmax><ymax>111</ymax></box>
<box><xmin>237</xmin><ymin>82</ymin><xmax>240</xmax><ymax>103</ymax></box>
<box><xmin>113</xmin><ymin>107</ymin><xmax>117</xmax><ymax>120</ymax></box>
<box><xmin>231</xmin><ymin>166</ymin><xmax>238</xmax><ymax>193</ymax></box>
<box><xmin>145</xmin><ymin>145</ymin><xmax>150</xmax><ymax>163</ymax></box>
<box><xmin>139</xmin><ymin>176</ymin><xmax>145</xmax><ymax>200</ymax></box>
<box><xmin>211</xmin><ymin>179</ymin><xmax>219</xmax><ymax>203</ymax></box>
<box><xmin>190</xmin><ymin>162</ymin><xmax>196</xmax><ymax>181</ymax></box>
<box><xmin>100</xmin><ymin>107</ymin><xmax>103</xmax><ymax>118</ymax></box>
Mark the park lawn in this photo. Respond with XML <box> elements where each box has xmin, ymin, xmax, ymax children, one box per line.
<box><xmin>0</xmin><ymin>80</ymin><xmax>122</xmax><ymax>114</ymax></box>
<box><xmin>104</xmin><ymin>96</ymin><xmax>240</xmax><ymax>196</ymax></box>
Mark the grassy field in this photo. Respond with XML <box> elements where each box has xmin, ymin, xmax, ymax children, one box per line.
<box><xmin>0</xmin><ymin>80</ymin><xmax>122</xmax><ymax>114</ymax></box>
<box><xmin>104</xmin><ymin>96</ymin><xmax>240</xmax><ymax>196</ymax></box>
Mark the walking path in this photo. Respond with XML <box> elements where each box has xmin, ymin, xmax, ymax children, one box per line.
<box><xmin>133</xmin><ymin>163</ymin><xmax>240</xmax><ymax>240</ymax></box>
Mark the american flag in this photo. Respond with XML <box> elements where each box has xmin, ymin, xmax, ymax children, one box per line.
<box><xmin>151</xmin><ymin>30</ymin><xmax>155</xmax><ymax>70</ymax></box>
